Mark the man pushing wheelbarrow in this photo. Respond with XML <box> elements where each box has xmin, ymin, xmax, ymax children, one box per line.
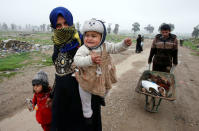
<box><xmin>136</xmin><ymin>24</ymin><xmax>178</xmax><ymax>112</ymax></box>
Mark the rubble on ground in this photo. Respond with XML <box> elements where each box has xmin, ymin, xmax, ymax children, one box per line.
<box><xmin>0</xmin><ymin>39</ymin><xmax>53</xmax><ymax>58</ymax></box>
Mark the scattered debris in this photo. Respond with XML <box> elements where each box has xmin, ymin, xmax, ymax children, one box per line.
<box><xmin>0</xmin><ymin>39</ymin><xmax>53</xmax><ymax>58</ymax></box>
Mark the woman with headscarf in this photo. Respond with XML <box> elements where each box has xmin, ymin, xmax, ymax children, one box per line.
<box><xmin>48</xmin><ymin>7</ymin><xmax>104</xmax><ymax>131</ymax></box>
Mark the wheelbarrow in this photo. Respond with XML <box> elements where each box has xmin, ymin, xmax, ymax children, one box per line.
<box><xmin>135</xmin><ymin>70</ymin><xmax>176</xmax><ymax>112</ymax></box>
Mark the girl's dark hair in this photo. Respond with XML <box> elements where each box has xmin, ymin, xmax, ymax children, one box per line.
<box><xmin>32</xmin><ymin>80</ymin><xmax>50</xmax><ymax>93</ymax></box>
<box><xmin>41</xmin><ymin>84</ymin><xmax>51</xmax><ymax>93</ymax></box>
<box><xmin>160</xmin><ymin>24</ymin><xmax>171</xmax><ymax>31</ymax></box>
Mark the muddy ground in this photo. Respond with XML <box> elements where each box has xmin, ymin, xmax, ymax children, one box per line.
<box><xmin>0</xmin><ymin>40</ymin><xmax>199</xmax><ymax>131</ymax></box>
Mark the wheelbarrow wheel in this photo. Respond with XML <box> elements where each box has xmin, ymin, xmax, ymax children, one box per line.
<box><xmin>144</xmin><ymin>95</ymin><xmax>162</xmax><ymax>113</ymax></box>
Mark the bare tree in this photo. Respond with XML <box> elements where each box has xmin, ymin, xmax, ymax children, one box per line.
<box><xmin>31</xmin><ymin>26</ymin><xmax>39</xmax><ymax>32</ymax></box>
<box><xmin>18</xmin><ymin>25</ymin><xmax>22</xmax><ymax>31</ymax></box>
<box><xmin>107</xmin><ymin>23</ymin><xmax>112</xmax><ymax>34</ymax></box>
<box><xmin>113</xmin><ymin>24</ymin><xmax>119</xmax><ymax>35</ymax></box>
<box><xmin>11</xmin><ymin>24</ymin><xmax>17</xmax><ymax>30</ymax></box>
<box><xmin>132</xmin><ymin>22</ymin><xmax>140</xmax><ymax>33</ymax></box>
<box><xmin>47</xmin><ymin>24</ymin><xmax>51</xmax><ymax>32</ymax></box>
<box><xmin>192</xmin><ymin>25</ymin><xmax>199</xmax><ymax>38</ymax></box>
<box><xmin>40</xmin><ymin>24</ymin><xmax>46</xmax><ymax>32</ymax></box>
<box><xmin>40</xmin><ymin>25</ymin><xmax>42</xmax><ymax>32</ymax></box>
<box><xmin>144</xmin><ymin>24</ymin><xmax>154</xmax><ymax>33</ymax></box>
<box><xmin>2</xmin><ymin>23</ymin><xmax>8</xmax><ymax>30</ymax></box>
<box><xmin>43</xmin><ymin>24</ymin><xmax>46</xmax><ymax>32</ymax></box>
<box><xmin>25</xmin><ymin>24</ymin><xmax>32</xmax><ymax>31</ymax></box>
<box><xmin>28</xmin><ymin>24</ymin><xmax>31</xmax><ymax>30</ymax></box>
<box><xmin>25</xmin><ymin>24</ymin><xmax>28</xmax><ymax>30</ymax></box>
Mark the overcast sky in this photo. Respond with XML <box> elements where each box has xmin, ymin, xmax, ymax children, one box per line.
<box><xmin>0</xmin><ymin>0</ymin><xmax>198</xmax><ymax>33</ymax></box>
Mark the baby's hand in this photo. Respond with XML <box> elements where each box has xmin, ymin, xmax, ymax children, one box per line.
<box><xmin>91</xmin><ymin>52</ymin><xmax>102</xmax><ymax>64</ymax></box>
<box><xmin>124</xmin><ymin>38</ymin><xmax>132</xmax><ymax>46</ymax></box>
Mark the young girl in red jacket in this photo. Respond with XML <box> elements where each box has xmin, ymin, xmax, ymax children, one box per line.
<box><xmin>32</xmin><ymin>71</ymin><xmax>52</xmax><ymax>131</ymax></box>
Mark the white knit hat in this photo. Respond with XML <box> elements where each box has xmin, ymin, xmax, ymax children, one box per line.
<box><xmin>82</xmin><ymin>18</ymin><xmax>104</xmax><ymax>34</ymax></box>
<box><xmin>82</xmin><ymin>18</ymin><xmax>107</xmax><ymax>50</ymax></box>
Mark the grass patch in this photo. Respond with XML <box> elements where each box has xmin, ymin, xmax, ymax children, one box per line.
<box><xmin>0</xmin><ymin>72</ymin><xmax>17</xmax><ymax>78</ymax></box>
<box><xmin>0</xmin><ymin>51</ymin><xmax>53</xmax><ymax>71</ymax></box>
<box><xmin>190</xmin><ymin>52</ymin><xmax>199</xmax><ymax>56</ymax></box>
<box><xmin>183</xmin><ymin>39</ymin><xmax>199</xmax><ymax>56</ymax></box>
<box><xmin>0</xmin><ymin>72</ymin><xmax>18</xmax><ymax>82</ymax></box>
<box><xmin>0</xmin><ymin>31</ymin><xmax>53</xmax><ymax>45</ymax></box>
<box><xmin>40</xmin><ymin>54</ymin><xmax>53</xmax><ymax>66</ymax></box>
<box><xmin>106</xmin><ymin>34</ymin><xmax>135</xmax><ymax>43</ymax></box>
<box><xmin>183</xmin><ymin>41</ymin><xmax>199</xmax><ymax>52</ymax></box>
<box><xmin>30</xmin><ymin>51</ymin><xmax>53</xmax><ymax>66</ymax></box>
<box><xmin>0</xmin><ymin>51</ymin><xmax>53</xmax><ymax>82</ymax></box>
<box><xmin>0</xmin><ymin>52</ymin><xmax>30</xmax><ymax>71</ymax></box>
<box><xmin>0</xmin><ymin>31</ymin><xmax>54</xmax><ymax>81</ymax></box>
<box><xmin>14</xmin><ymin>37</ymin><xmax>53</xmax><ymax>45</ymax></box>
<box><xmin>1</xmin><ymin>31</ymin><xmax>137</xmax><ymax>45</ymax></box>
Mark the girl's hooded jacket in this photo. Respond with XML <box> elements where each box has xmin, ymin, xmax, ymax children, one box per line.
<box><xmin>32</xmin><ymin>92</ymin><xmax>52</xmax><ymax>125</ymax></box>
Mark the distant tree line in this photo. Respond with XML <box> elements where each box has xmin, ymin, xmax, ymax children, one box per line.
<box><xmin>0</xmin><ymin>22</ymin><xmax>52</xmax><ymax>32</ymax></box>
<box><xmin>106</xmin><ymin>22</ymin><xmax>175</xmax><ymax>35</ymax></box>
<box><xmin>1</xmin><ymin>21</ymin><xmax>198</xmax><ymax>38</ymax></box>
<box><xmin>0</xmin><ymin>21</ymin><xmax>174</xmax><ymax>35</ymax></box>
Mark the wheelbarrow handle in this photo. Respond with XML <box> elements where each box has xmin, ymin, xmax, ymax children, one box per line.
<box><xmin>148</xmin><ymin>64</ymin><xmax>151</xmax><ymax>71</ymax></box>
<box><xmin>170</xmin><ymin>64</ymin><xmax>177</xmax><ymax>74</ymax></box>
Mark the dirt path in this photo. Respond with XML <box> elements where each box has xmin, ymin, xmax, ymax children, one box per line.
<box><xmin>0</xmin><ymin>67</ymin><xmax>55</xmax><ymax>131</ymax></box>
<box><xmin>102</xmin><ymin>42</ymin><xmax>199</xmax><ymax>131</ymax></box>
<box><xmin>1</xmin><ymin>40</ymin><xmax>199</xmax><ymax>131</ymax></box>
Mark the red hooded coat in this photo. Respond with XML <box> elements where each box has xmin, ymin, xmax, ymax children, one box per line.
<box><xmin>32</xmin><ymin>92</ymin><xmax>52</xmax><ymax>125</ymax></box>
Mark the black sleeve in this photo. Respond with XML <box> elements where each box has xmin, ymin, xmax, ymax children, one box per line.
<box><xmin>148</xmin><ymin>48</ymin><xmax>156</xmax><ymax>63</ymax></box>
<box><xmin>52</xmin><ymin>45</ymin><xmax>59</xmax><ymax>64</ymax></box>
<box><xmin>49</xmin><ymin>80</ymin><xmax>56</xmax><ymax>99</ymax></box>
<box><xmin>172</xmin><ymin>38</ymin><xmax>178</xmax><ymax>65</ymax></box>
<box><xmin>148</xmin><ymin>39</ymin><xmax>157</xmax><ymax>63</ymax></box>
<box><xmin>172</xmin><ymin>49</ymin><xmax>178</xmax><ymax>65</ymax></box>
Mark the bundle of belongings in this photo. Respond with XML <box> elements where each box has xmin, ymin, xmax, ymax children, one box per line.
<box><xmin>141</xmin><ymin>74</ymin><xmax>171</xmax><ymax>97</ymax></box>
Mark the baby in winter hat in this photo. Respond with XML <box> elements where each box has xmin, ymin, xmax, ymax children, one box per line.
<box><xmin>74</xmin><ymin>18</ymin><xmax>132</xmax><ymax>122</ymax></box>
